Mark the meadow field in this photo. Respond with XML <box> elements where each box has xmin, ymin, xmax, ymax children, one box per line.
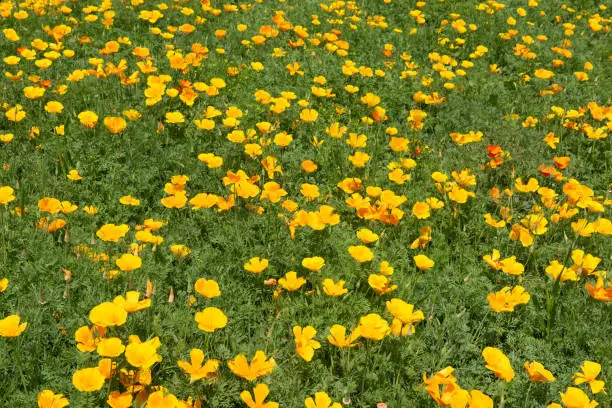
<box><xmin>0</xmin><ymin>0</ymin><xmax>611</xmax><ymax>406</ymax></box>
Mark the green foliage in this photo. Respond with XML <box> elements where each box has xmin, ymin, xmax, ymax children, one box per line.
<box><xmin>0</xmin><ymin>0</ymin><xmax>610</xmax><ymax>407</ymax></box>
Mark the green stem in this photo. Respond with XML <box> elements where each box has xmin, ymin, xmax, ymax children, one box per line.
<box><xmin>360</xmin><ymin>342</ymin><xmax>369</xmax><ymax>393</ymax></box>
<box><xmin>499</xmin><ymin>382</ymin><xmax>506</xmax><ymax>408</ymax></box>
<box><xmin>545</xmin><ymin>277</ymin><xmax>561</xmax><ymax>341</ymax></box>
<box><xmin>15</xmin><ymin>337</ymin><xmax>28</xmax><ymax>393</ymax></box>
<box><xmin>523</xmin><ymin>382</ymin><xmax>533</xmax><ymax>408</ymax></box>
<box><xmin>204</xmin><ymin>333</ymin><xmax>211</xmax><ymax>353</ymax></box>
<box><xmin>341</xmin><ymin>348</ymin><xmax>348</xmax><ymax>379</ymax></box>
<box><xmin>472</xmin><ymin>309</ymin><xmax>490</xmax><ymax>344</ymax></box>
<box><xmin>546</xmin><ymin>234</ymin><xmax>578</xmax><ymax>342</ymax></box>
<box><xmin>1</xmin><ymin>207</ymin><xmax>7</xmax><ymax>265</ymax></box>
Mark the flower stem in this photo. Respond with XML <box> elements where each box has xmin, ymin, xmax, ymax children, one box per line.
<box><xmin>523</xmin><ymin>382</ymin><xmax>533</xmax><ymax>408</ymax></box>
<box><xmin>1</xmin><ymin>207</ymin><xmax>7</xmax><ymax>265</ymax></box>
<box><xmin>472</xmin><ymin>309</ymin><xmax>490</xmax><ymax>343</ymax></box>
<box><xmin>546</xmin><ymin>235</ymin><xmax>578</xmax><ymax>342</ymax></box>
<box><xmin>499</xmin><ymin>382</ymin><xmax>506</xmax><ymax>408</ymax></box>
<box><xmin>15</xmin><ymin>337</ymin><xmax>28</xmax><ymax>393</ymax></box>
<box><xmin>360</xmin><ymin>342</ymin><xmax>369</xmax><ymax>393</ymax></box>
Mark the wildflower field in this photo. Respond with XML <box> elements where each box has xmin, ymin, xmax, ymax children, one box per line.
<box><xmin>0</xmin><ymin>0</ymin><xmax>611</xmax><ymax>406</ymax></box>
